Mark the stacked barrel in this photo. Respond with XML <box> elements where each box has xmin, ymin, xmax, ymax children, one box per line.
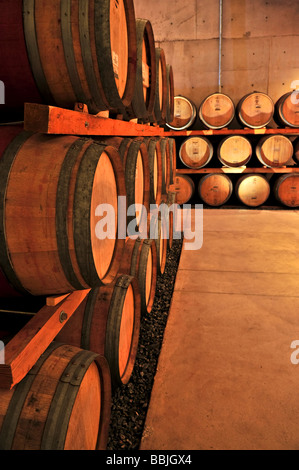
<box><xmin>0</xmin><ymin>0</ymin><xmax>176</xmax><ymax>450</ymax></box>
<box><xmin>168</xmin><ymin>91</ymin><xmax>299</xmax><ymax>209</ymax></box>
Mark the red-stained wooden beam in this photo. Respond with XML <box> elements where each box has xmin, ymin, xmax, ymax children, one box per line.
<box><xmin>176</xmin><ymin>168</ymin><xmax>299</xmax><ymax>175</ymax></box>
<box><xmin>0</xmin><ymin>289</ymin><xmax>90</xmax><ymax>390</ymax></box>
<box><xmin>164</xmin><ymin>128</ymin><xmax>299</xmax><ymax>137</ymax></box>
<box><xmin>24</xmin><ymin>103</ymin><xmax>165</xmax><ymax>137</ymax></box>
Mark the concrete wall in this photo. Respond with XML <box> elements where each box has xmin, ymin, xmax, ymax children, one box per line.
<box><xmin>133</xmin><ymin>0</ymin><xmax>299</xmax><ymax>115</ymax></box>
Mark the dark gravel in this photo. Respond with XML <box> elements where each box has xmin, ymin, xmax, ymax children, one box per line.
<box><xmin>107</xmin><ymin>238</ymin><xmax>183</xmax><ymax>451</ymax></box>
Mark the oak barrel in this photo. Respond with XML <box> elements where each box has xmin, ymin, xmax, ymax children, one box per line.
<box><xmin>275</xmin><ymin>92</ymin><xmax>299</xmax><ymax>128</ymax></box>
<box><xmin>0</xmin><ymin>343</ymin><xmax>111</xmax><ymax>450</ymax></box>
<box><xmin>0</xmin><ymin>0</ymin><xmax>137</xmax><ymax>120</ymax></box>
<box><xmin>199</xmin><ymin>93</ymin><xmax>235</xmax><ymax>130</ymax></box>
<box><xmin>166</xmin><ymin>65</ymin><xmax>175</xmax><ymax>124</ymax></box>
<box><xmin>152</xmin><ymin>48</ymin><xmax>168</xmax><ymax>125</ymax></box>
<box><xmin>293</xmin><ymin>137</ymin><xmax>299</xmax><ymax>164</ymax></box>
<box><xmin>159</xmin><ymin>138</ymin><xmax>171</xmax><ymax>196</ymax></box>
<box><xmin>218</xmin><ymin>135</ymin><xmax>253</xmax><ymax>167</ymax></box>
<box><xmin>148</xmin><ymin>212</ymin><xmax>168</xmax><ymax>276</ymax></box>
<box><xmin>237</xmin><ymin>92</ymin><xmax>274</xmax><ymax>129</ymax></box>
<box><xmin>274</xmin><ymin>174</ymin><xmax>299</xmax><ymax>208</ymax></box>
<box><xmin>256</xmin><ymin>135</ymin><xmax>294</xmax><ymax>168</ymax></box>
<box><xmin>199</xmin><ymin>174</ymin><xmax>233</xmax><ymax>207</ymax></box>
<box><xmin>0</xmin><ymin>128</ymin><xmax>126</xmax><ymax>296</ymax></box>
<box><xmin>128</xmin><ymin>19</ymin><xmax>156</xmax><ymax>122</ymax></box>
<box><xmin>235</xmin><ymin>174</ymin><xmax>270</xmax><ymax>207</ymax></box>
<box><xmin>119</xmin><ymin>238</ymin><xmax>157</xmax><ymax>315</ymax></box>
<box><xmin>102</xmin><ymin>137</ymin><xmax>150</xmax><ymax>232</ymax></box>
<box><xmin>168</xmin><ymin>138</ymin><xmax>177</xmax><ymax>185</ymax></box>
<box><xmin>56</xmin><ymin>274</ymin><xmax>141</xmax><ymax>389</ymax></box>
<box><xmin>174</xmin><ymin>175</ymin><xmax>195</xmax><ymax>205</ymax></box>
<box><xmin>166</xmin><ymin>96</ymin><xmax>197</xmax><ymax>131</ymax></box>
<box><xmin>143</xmin><ymin>137</ymin><xmax>163</xmax><ymax>206</ymax></box>
<box><xmin>179</xmin><ymin>137</ymin><xmax>214</xmax><ymax>169</ymax></box>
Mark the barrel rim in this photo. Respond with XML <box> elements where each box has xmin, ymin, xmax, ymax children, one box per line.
<box><xmin>235</xmin><ymin>174</ymin><xmax>271</xmax><ymax>207</ymax></box>
<box><xmin>73</xmin><ymin>142</ymin><xmax>126</xmax><ymax>287</ymax></box>
<box><xmin>274</xmin><ymin>173</ymin><xmax>299</xmax><ymax>208</ymax></box>
<box><xmin>166</xmin><ymin>95</ymin><xmax>197</xmax><ymax>131</ymax></box>
<box><xmin>105</xmin><ymin>274</ymin><xmax>141</xmax><ymax>388</ymax></box>
<box><xmin>94</xmin><ymin>0</ymin><xmax>137</xmax><ymax>117</ymax></box>
<box><xmin>198</xmin><ymin>173</ymin><xmax>233</xmax><ymax>207</ymax></box>
<box><xmin>237</xmin><ymin>91</ymin><xmax>275</xmax><ymax>129</ymax></box>
<box><xmin>256</xmin><ymin>134</ymin><xmax>294</xmax><ymax>168</ymax></box>
<box><xmin>130</xmin><ymin>19</ymin><xmax>157</xmax><ymax>121</ymax></box>
<box><xmin>0</xmin><ymin>130</ymin><xmax>34</xmax><ymax>296</ymax></box>
<box><xmin>217</xmin><ymin>135</ymin><xmax>253</xmax><ymax>168</ymax></box>
<box><xmin>179</xmin><ymin>135</ymin><xmax>214</xmax><ymax>169</ymax></box>
<box><xmin>275</xmin><ymin>91</ymin><xmax>299</xmax><ymax>128</ymax></box>
<box><xmin>166</xmin><ymin>64</ymin><xmax>175</xmax><ymax>124</ymax></box>
<box><xmin>198</xmin><ymin>92</ymin><xmax>235</xmax><ymax>130</ymax></box>
<box><xmin>153</xmin><ymin>48</ymin><xmax>168</xmax><ymax>124</ymax></box>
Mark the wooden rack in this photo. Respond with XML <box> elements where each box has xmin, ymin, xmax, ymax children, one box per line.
<box><xmin>2</xmin><ymin>106</ymin><xmax>299</xmax><ymax>390</ymax></box>
<box><xmin>0</xmin><ymin>103</ymin><xmax>169</xmax><ymax>390</ymax></box>
<box><xmin>167</xmin><ymin>127</ymin><xmax>299</xmax><ymax>176</ymax></box>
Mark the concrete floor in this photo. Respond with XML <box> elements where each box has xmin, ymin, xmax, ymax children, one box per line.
<box><xmin>141</xmin><ymin>209</ymin><xmax>299</xmax><ymax>451</ymax></box>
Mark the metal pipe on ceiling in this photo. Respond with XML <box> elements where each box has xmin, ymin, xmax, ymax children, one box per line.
<box><xmin>218</xmin><ymin>0</ymin><xmax>223</xmax><ymax>93</ymax></box>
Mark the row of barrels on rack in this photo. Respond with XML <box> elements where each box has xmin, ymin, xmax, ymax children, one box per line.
<box><xmin>177</xmin><ymin>134</ymin><xmax>299</xmax><ymax>169</ymax></box>
<box><xmin>0</xmin><ymin>126</ymin><xmax>178</xmax><ymax>449</ymax></box>
<box><xmin>0</xmin><ymin>126</ymin><xmax>176</xmax><ymax>297</ymax></box>
<box><xmin>0</xmin><ymin>0</ymin><xmax>174</xmax><ymax>125</ymax></box>
<box><xmin>166</xmin><ymin>91</ymin><xmax>299</xmax><ymax>131</ymax></box>
<box><xmin>175</xmin><ymin>173</ymin><xmax>299</xmax><ymax>208</ymax></box>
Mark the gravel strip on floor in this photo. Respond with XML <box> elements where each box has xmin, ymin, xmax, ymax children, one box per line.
<box><xmin>107</xmin><ymin>238</ymin><xmax>183</xmax><ymax>451</ymax></box>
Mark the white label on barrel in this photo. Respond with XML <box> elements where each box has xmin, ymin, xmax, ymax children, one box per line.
<box><xmin>112</xmin><ymin>51</ymin><xmax>119</xmax><ymax>79</ymax></box>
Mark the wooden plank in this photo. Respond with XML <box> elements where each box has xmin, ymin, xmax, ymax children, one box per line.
<box><xmin>46</xmin><ymin>294</ymin><xmax>70</xmax><ymax>307</ymax></box>
<box><xmin>176</xmin><ymin>168</ymin><xmax>299</xmax><ymax>175</ymax></box>
<box><xmin>164</xmin><ymin>128</ymin><xmax>299</xmax><ymax>137</ymax></box>
<box><xmin>0</xmin><ymin>289</ymin><xmax>90</xmax><ymax>390</ymax></box>
<box><xmin>24</xmin><ymin>103</ymin><xmax>165</xmax><ymax>137</ymax></box>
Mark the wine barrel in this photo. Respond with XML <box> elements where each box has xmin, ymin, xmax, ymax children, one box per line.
<box><xmin>274</xmin><ymin>174</ymin><xmax>299</xmax><ymax>208</ymax></box>
<box><xmin>275</xmin><ymin>92</ymin><xmax>299</xmax><ymax>128</ymax></box>
<box><xmin>237</xmin><ymin>92</ymin><xmax>274</xmax><ymax>129</ymax></box>
<box><xmin>119</xmin><ymin>238</ymin><xmax>157</xmax><ymax>315</ymax></box>
<box><xmin>198</xmin><ymin>174</ymin><xmax>233</xmax><ymax>207</ymax></box>
<box><xmin>166</xmin><ymin>65</ymin><xmax>175</xmax><ymax>124</ymax></box>
<box><xmin>143</xmin><ymin>137</ymin><xmax>163</xmax><ymax>206</ymax></box>
<box><xmin>0</xmin><ymin>0</ymin><xmax>137</xmax><ymax>121</ymax></box>
<box><xmin>173</xmin><ymin>175</ymin><xmax>195</xmax><ymax>205</ymax></box>
<box><xmin>160</xmin><ymin>138</ymin><xmax>171</xmax><ymax>196</ymax></box>
<box><xmin>128</xmin><ymin>19</ymin><xmax>156</xmax><ymax>122</ymax></box>
<box><xmin>56</xmin><ymin>274</ymin><xmax>141</xmax><ymax>389</ymax></box>
<box><xmin>0</xmin><ymin>342</ymin><xmax>111</xmax><ymax>450</ymax></box>
<box><xmin>101</xmin><ymin>137</ymin><xmax>150</xmax><ymax>232</ymax></box>
<box><xmin>148</xmin><ymin>212</ymin><xmax>168</xmax><ymax>276</ymax></box>
<box><xmin>168</xmin><ymin>138</ymin><xmax>177</xmax><ymax>185</ymax></box>
<box><xmin>256</xmin><ymin>135</ymin><xmax>293</xmax><ymax>168</ymax></box>
<box><xmin>293</xmin><ymin>137</ymin><xmax>299</xmax><ymax>164</ymax></box>
<box><xmin>218</xmin><ymin>136</ymin><xmax>252</xmax><ymax>167</ymax></box>
<box><xmin>235</xmin><ymin>174</ymin><xmax>270</xmax><ymax>207</ymax></box>
<box><xmin>0</xmin><ymin>127</ymin><xmax>126</xmax><ymax>297</ymax></box>
<box><xmin>179</xmin><ymin>137</ymin><xmax>214</xmax><ymax>169</ymax></box>
<box><xmin>198</xmin><ymin>93</ymin><xmax>235</xmax><ymax>130</ymax></box>
<box><xmin>166</xmin><ymin>96</ymin><xmax>197</xmax><ymax>131</ymax></box>
<box><xmin>152</xmin><ymin>48</ymin><xmax>168</xmax><ymax>125</ymax></box>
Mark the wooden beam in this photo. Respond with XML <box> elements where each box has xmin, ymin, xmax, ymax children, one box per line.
<box><xmin>164</xmin><ymin>128</ymin><xmax>299</xmax><ymax>137</ymax></box>
<box><xmin>46</xmin><ymin>294</ymin><xmax>70</xmax><ymax>307</ymax></box>
<box><xmin>24</xmin><ymin>103</ymin><xmax>165</xmax><ymax>137</ymax></box>
<box><xmin>176</xmin><ymin>167</ymin><xmax>299</xmax><ymax>175</ymax></box>
<box><xmin>0</xmin><ymin>289</ymin><xmax>90</xmax><ymax>390</ymax></box>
